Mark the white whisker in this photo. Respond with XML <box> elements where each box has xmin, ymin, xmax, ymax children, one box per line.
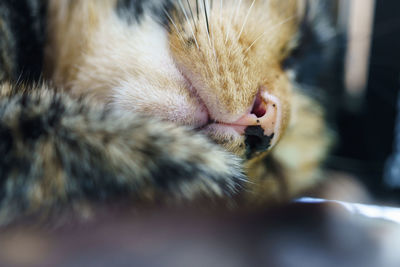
<box><xmin>202</xmin><ymin>0</ymin><xmax>212</xmax><ymax>47</ymax></box>
<box><xmin>196</xmin><ymin>0</ymin><xmax>199</xmax><ymax>20</ymax></box>
<box><xmin>163</xmin><ymin>8</ymin><xmax>185</xmax><ymax>41</ymax></box>
<box><xmin>220</xmin><ymin>0</ymin><xmax>223</xmax><ymax>22</ymax></box>
<box><xmin>156</xmin><ymin>20</ymin><xmax>183</xmax><ymax>51</ymax></box>
<box><xmin>186</xmin><ymin>0</ymin><xmax>197</xmax><ymax>31</ymax></box>
<box><xmin>237</xmin><ymin>0</ymin><xmax>255</xmax><ymax>41</ymax></box>
<box><xmin>233</xmin><ymin>0</ymin><xmax>243</xmax><ymax>26</ymax></box>
<box><xmin>244</xmin><ymin>15</ymin><xmax>297</xmax><ymax>53</ymax></box>
<box><xmin>208</xmin><ymin>0</ymin><xmax>219</xmax><ymax>65</ymax></box>
<box><xmin>178</xmin><ymin>0</ymin><xmax>200</xmax><ymax>49</ymax></box>
<box><xmin>225</xmin><ymin>0</ymin><xmax>237</xmax><ymax>43</ymax></box>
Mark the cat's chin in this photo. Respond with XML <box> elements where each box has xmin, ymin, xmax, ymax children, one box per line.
<box><xmin>200</xmin><ymin>123</ymin><xmax>247</xmax><ymax>156</ymax></box>
<box><xmin>200</xmin><ymin>123</ymin><xmax>246</xmax><ymax>138</ymax></box>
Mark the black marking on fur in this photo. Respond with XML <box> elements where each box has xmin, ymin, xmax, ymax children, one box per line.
<box><xmin>151</xmin><ymin>158</ymin><xmax>245</xmax><ymax>196</ymax></box>
<box><xmin>0</xmin><ymin>125</ymin><xmax>13</xmax><ymax>155</ymax></box>
<box><xmin>19</xmin><ymin>115</ymin><xmax>46</xmax><ymax>140</ymax></box>
<box><xmin>0</xmin><ymin>0</ymin><xmax>46</xmax><ymax>82</ymax></box>
<box><xmin>116</xmin><ymin>0</ymin><xmax>144</xmax><ymax>23</ymax></box>
<box><xmin>152</xmin><ymin>159</ymin><xmax>197</xmax><ymax>190</ymax></box>
<box><xmin>0</xmin><ymin>124</ymin><xmax>30</xmax><ymax>205</ymax></box>
<box><xmin>245</xmin><ymin>126</ymin><xmax>274</xmax><ymax>158</ymax></box>
<box><xmin>63</xmin><ymin>145</ymin><xmax>131</xmax><ymax>201</ymax></box>
<box><xmin>0</xmin><ymin>85</ymin><xmax>247</xmax><ymax>223</ymax></box>
<box><xmin>46</xmin><ymin>95</ymin><xmax>66</xmax><ymax>128</ymax></box>
<box><xmin>186</xmin><ymin>37</ymin><xmax>195</xmax><ymax>47</ymax></box>
<box><xmin>0</xmin><ymin>125</ymin><xmax>14</xmax><ymax>196</ymax></box>
<box><xmin>116</xmin><ymin>0</ymin><xmax>175</xmax><ymax>26</ymax></box>
<box><xmin>282</xmin><ymin>0</ymin><xmax>342</xmax><ymax>109</ymax></box>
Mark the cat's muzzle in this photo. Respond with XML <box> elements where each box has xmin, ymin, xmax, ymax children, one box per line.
<box><xmin>235</xmin><ymin>91</ymin><xmax>282</xmax><ymax>158</ymax></box>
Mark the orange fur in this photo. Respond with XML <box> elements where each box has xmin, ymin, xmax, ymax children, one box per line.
<box><xmin>45</xmin><ymin>0</ymin><xmax>332</xmax><ymax>203</ymax></box>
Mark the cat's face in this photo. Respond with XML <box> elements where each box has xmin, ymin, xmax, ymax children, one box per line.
<box><xmin>169</xmin><ymin>0</ymin><xmax>299</xmax><ymax>158</ymax></box>
<box><xmin>47</xmin><ymin>0</ymin><xmax>301</xmax><ymax>160</ymax></box>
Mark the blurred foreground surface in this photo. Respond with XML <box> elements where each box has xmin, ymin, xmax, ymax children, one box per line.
<box><xmin>0</xmin><ymin>202</ymin><xmax>399</xmax><ymax>267</ymax></box>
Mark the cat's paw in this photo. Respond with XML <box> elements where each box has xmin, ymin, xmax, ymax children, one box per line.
<box><xmin>146</xmin><ymin>125</ymin><xmax>247</xmax><ymax>199</ymax></box>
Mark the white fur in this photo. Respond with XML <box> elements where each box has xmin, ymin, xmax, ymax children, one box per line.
<box><xmin>72</xmin><ymin>12</ymin><xmax>209</xmax><ymax>127</ymax></box>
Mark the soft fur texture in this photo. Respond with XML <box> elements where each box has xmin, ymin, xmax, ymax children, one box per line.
<box><xmin>0</xmin><ymin>0</ymin><xmax>334</xmax><ymax>224</ymax></box>
<box><xmin>0</xmin><ymin>82</ymin><xmax>245</xmax><ymax>224</ymax></box>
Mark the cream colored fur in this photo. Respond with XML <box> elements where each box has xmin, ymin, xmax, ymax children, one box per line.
<box><xmin>45</xmin><ymin>0</ymin><xmax>332</xmax><ymax>203</ymax></box>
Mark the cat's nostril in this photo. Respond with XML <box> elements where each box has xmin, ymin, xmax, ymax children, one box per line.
<box><xmin>231</xmin><ymin>91</ymin><xmax>282</xmax><ymax>157</ymax></box>
<box><xmin>219</xmin><ymin>91</ymin><xmax>281</xmax><ymax>154</ymax></box>
<box><xmin>251</xmin><ymin>94</ymin><xmax>267</xmax><ymax>118</ymax></box>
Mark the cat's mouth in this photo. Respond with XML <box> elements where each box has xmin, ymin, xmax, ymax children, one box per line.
<box><xmin>201</xmin><ymin>91</ymin><xmax>282</xmax><ymax>157</ymax></box>
<box><xmin>181</xmin><ymin>73</ymin><xmax>282</xmax><ymax>155</ymax></box>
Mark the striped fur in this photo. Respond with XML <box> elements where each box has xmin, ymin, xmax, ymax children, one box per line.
<box><xmin>0</xmin><ymin>0</ymin><xmax>336</xmax><ymax>224</ymax></box>
<box><xmin>0</xmin><ymin>82</ymin><xmax>245</xmax><ymax>224</ymax></box>
<box><xmin>0</xmin><ymin>0</ymin><xmax>45</xmax><ymax>83</ymax></box>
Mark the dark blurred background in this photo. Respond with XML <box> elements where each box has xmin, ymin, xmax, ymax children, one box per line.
<box><xmin>294</xmin><ymin>0</ymin><xmax>400</xmax><ymax>202</ymax></box>
<box><xmin>0</xmin><ymin>2</ymin><xmax>399</xmax><ymax>267</ymax></box>
<box><xmin>332</xmin><ymin>0</ymin><xmax>400</xmax><ymax>202</ymax></box>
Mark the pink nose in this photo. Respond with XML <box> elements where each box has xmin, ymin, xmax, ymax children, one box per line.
<box><xmin>232</xmin><ymin>91</ymin><xmax>282</xmax><ymax>156</ymax></box>
<box><xmin>233</xmin><ymin>92</ymin><xmax>280</xmax><ymax>136</ymax></box>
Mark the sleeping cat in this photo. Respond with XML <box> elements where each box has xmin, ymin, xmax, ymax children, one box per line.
<box><xmin>0</xmin><ymin>0</ymin><xmax>333</xmax><ymax>224</ymax></box>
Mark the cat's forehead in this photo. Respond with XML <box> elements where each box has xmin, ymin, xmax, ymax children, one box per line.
<box><xmin>170</xmin><ymin>0</ymin><xmax>301</xmax><ymax>27</ymax></box>
<box><xmin>165</xmin><ymin>0</ymin><xmax>301</xmax><ymax>60</ymax></box>
<box><xmin>114</xmin><ymin>0</ymin><xmax>301</xmax><ymax>30</ymax></box>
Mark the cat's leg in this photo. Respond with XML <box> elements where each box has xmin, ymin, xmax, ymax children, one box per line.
<box><xmin>0</xmin><ymin>83</ymin><xmax>246</xmax><ymax>224</ymax></box>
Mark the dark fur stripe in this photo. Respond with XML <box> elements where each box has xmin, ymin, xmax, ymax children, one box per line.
<box><xmin>0</xmin><ymin>0</ymin><xmax>45</xmax><ymax>83</ymax></box>
<box><xmin>116</xmin><ymin>0</ymin><xmax>175</xmax><ymax>26</ymax></box>
<box><xmin>0</xmin><ymin>84</ymin><xmax>245</xmax><ymax>224</ymax></box>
